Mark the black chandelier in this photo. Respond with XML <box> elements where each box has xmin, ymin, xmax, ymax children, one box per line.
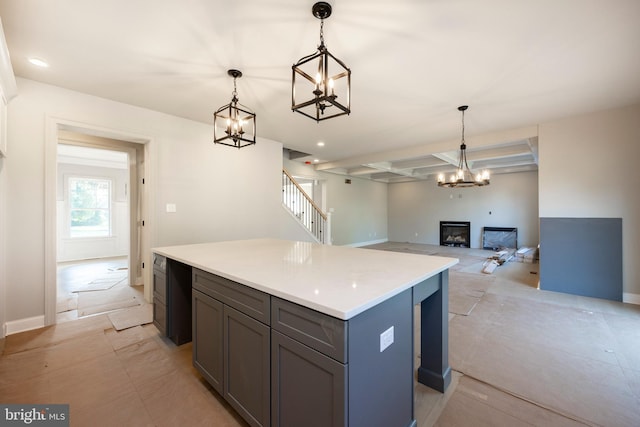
<box><xmin>292</xmin><ymin>1</ymin><xmax>351</xmax><ymax>122</ymax></box>
<box><xmin>214</xmin><ymin>69</ymin><xmax>256</xmax><ymax>148</ymax></box>
<box><xmin>437</xmin><ymin>106</ymin><xmax>490</xmax><ymax>187</ymax></box>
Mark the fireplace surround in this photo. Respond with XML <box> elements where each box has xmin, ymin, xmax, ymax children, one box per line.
<box><xmin>440</xmin><ymin>221</ymin><xmax>471</xmax><ymax>247</ymax></box>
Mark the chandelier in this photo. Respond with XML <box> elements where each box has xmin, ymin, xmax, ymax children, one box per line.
<box><xmin>292</xmin><ymin>1</ymin><xmax>351</xmax><ymax>122</ymax></box>
<box><xmin>437</xmin><ymin>106</ymin><xmax>490</xmax><ymax>187</ymax></box>
<box><xmin>214</xmin><ymin>69</ymin><xmax>256</xmax><ymax>148</ymax></box>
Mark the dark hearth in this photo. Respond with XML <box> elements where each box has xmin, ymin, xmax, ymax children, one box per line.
<box><xmin>440</xmin><ymin>221</ymin><xmax>471</xmax><ymax>247</ymax></box>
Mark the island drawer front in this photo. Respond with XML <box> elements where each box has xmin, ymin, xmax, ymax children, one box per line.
<box><xmin>153</xmin><ymin>270</ymin><xmax>167</xmax><ymax>303</ymax></box>
<box><xmin>153</xmin><ymin>299</ymin><xmax>167</xmax><ymax>336</ymax></box>
<box><xmin>153</xmin><ymin>254</ymin><xmax>166</xmax><ymax>272</ymax></box>
<box><xmin>193</xmin><ymin>269</ymin><xmax>270</xmax><ymax>325</ymax></box>
<box><xmin>272</xmin><ymin>297</ymin><xmax>347</xmax><ymax>364</ymax></box>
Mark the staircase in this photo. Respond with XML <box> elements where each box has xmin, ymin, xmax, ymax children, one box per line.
<box><xmin>282</xmin><ymin>169</ymin><xmax>331</xmax><ymax>244</ymax></box>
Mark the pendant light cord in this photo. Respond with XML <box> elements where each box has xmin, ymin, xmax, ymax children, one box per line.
<box><xmin>460</xmin><ymin>108</ymin><xmax>466</xmax><ymax>147</ymax></box>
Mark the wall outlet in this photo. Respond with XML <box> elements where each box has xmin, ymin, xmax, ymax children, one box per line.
<box><xmin>380</xmin><ymin>326</ymin><xmax>394</xmax><ymax>352</ymax></box>
<box><xmin>166</xmin><ymin>203</ymin><xmax>176</xmax><ymax>213</ymax></box>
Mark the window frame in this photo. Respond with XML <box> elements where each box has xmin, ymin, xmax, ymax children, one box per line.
<box><xmin>66</xmin><ymin>175</ymin><xmax>114</xmax><ymax>239</ymax></box>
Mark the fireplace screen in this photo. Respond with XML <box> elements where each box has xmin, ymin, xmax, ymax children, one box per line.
<box><xmin>440</xmin><ymin>221</ymin><xmax>471</xmax><ymax>247</ymax></box>
<box><xmin>482</xmin><ymin>227</ymin><xmax>517</xmax><ymax>250</ymax></box>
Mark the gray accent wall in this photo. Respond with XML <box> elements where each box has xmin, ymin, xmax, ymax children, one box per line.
<box><xmin>540</xmin><ymin>218</ymin><xmax>622</xmax><ymax>301</ymax></box>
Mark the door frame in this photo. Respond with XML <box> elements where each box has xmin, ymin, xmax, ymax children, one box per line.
<box><xmin>44</xmin><ymin>116</ymin><xmax>154</xmax><ymax>326</ymax></box>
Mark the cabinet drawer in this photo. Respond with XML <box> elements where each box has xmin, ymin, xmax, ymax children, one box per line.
<box><xmin>153</xmin><ymin>298</ymin><xmax>167</xmax><ymax>336</ymax></box>
<box><xmin>272</xmin><ymin>297</ymin><xmax>347</xmax><ymax>363</ymax></box>
<box><xmin>153</xmin><ymin>270</ymin><xmax>167</xmax><ymax>303</ymax></box>
<box><xmin>153</xmin><ymin>254</ymin><xmax>166</xmax><ymax>272</ymax></box>
<box><xmin>193</xmin><ymin>269</ymin><xmax>270</xmax><ymax>325</ymax></box>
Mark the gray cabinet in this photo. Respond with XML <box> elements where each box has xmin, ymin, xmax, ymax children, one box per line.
<box><xmin>271</xmin><ymin>297</ymin><xmax>347</xmax><ymax>427</ymax></box>
<box><xmin>153</xmin><ymin>254</ymin><xmax>192</xmax><ymax>345</ymax></box>
<box><xmin>271</xmin><ymin>330</ymin><xmax>346</xmax><ymax>427</ymax></box>
<box><xmin>224</xmin><ymin>305</ymin><xmax>270</xmax><ymax>427</ymax></box>
<box><xmin>271</xmin><ymin>291</ymin><xmax>415</xmax><ymax>427</ymax></box>
<box><xmin>191</xmin><ymin>268</ymin><xmax>417</xmax><ymax>427</ymax></box>
<box><xmin>192</xmin><ymin>269</ymin><xmax>270</xmax><ymax>427</ymax></box>
<box><xmin>192</xmin><ymin>288</ymin><xmax>223</xmax><ymax>393</ymax></box>
<box><xmin>152</xmin><ymin>254</ymin><xmax>167</xmax><ymax>336</ymax></box>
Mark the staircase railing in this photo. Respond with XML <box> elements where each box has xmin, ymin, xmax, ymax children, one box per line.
<box><xmin>282</xmin><ymin>169</ymin><xmax>330</xmax><ymax>244</ymax></box>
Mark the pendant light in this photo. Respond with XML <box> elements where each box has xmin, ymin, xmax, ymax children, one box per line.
<box><xmin>292</xmin><ymin>1</ymin><xmax>351</xmax><ymax>122</ymax></box>
<box><xmin>437</xmin><ymin>106</ymin><xmax>490</xmax><ymax>187</ymax></box>
<box><xmin>214</xmin><ymin>69</ymin><xmax>256</xmax><ymax>148</ymax></box>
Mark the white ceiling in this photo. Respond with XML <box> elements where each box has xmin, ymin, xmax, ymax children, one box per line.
<box><xmin>2</xmin><ymin>0</ymin><xmax>639</xmax><ymax>182</ymax></box>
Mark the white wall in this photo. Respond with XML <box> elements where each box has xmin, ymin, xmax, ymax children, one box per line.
<box><xmin>539</xmin><ymin>103</ymin><xmax>640</xmax><ymax>299</ymax></box>
<box><xmin>284</xmin><ymin>158</ymin><xmax>388</xmax><ymax>246</ymax></box>
<box><xmin>2</xmin><ymin>78</ymin><xmax>285</xmax><ymax>326</ymax></box>
<box><xmin>388</xmin><ymin>171</ymin><xmax>539</xmax><ymax>249</ymax></box>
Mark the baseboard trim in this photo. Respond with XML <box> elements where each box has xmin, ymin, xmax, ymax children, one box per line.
<box><xmin>345</xmin><ymin>238</ymin><xmax>388</xmax><ymax>248</ymax></box>
<box><xmin>4</xmin><ymin>315</ymin><xmax>45</xmax><ymax>336</ymax></box>
<box><xmin>623</xmin><ymin>293</ymin><xmax>640</xmax><ymax>305</ymax></box>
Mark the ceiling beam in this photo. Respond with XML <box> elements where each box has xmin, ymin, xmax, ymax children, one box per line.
<box><xmin>315</xmin><ymin>125</ymin><xmax>538</xmax><ymax>172</ymax></box>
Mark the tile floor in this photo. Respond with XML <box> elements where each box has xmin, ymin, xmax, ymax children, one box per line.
<box><xmin>1</xmin><ymin>243</ymin><xmax>639</xmax><ymax>426</ymax></box>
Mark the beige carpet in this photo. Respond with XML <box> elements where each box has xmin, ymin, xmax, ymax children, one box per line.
<box><xmin>107</xmin><ymin>304</ymin><xmax>153</xmax><ymax>331</ymax></box>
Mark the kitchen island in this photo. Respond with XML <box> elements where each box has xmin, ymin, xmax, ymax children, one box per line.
<box><xmin>153</xmin><ymin>239</ymin><xmax>458</xmax><ymax>427</ymax></box>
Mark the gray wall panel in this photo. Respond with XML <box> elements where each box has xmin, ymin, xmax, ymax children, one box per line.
<box><xmin>540</xmin><ymin>217</ymin><xmax>622</xmax><ymax>301</ymax></box>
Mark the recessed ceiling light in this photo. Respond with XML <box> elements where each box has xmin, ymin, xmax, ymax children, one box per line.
<box><xmin>314</xmin><ymin>159</ymin><xmax>319</xmax><ymax>163</ymax></box>
<box><xmin>317</xmin><ymin>142</ymin><xmax>325</xmax><ymax>147</ymax></box>
<box><xmin>28</xmin><ymin>57</ymin><xmax>49</xmax><ymax>68</ymax></box>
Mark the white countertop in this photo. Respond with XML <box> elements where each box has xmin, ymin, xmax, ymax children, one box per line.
<box><xmin>153</xmin><ymin>239</ymin><xmax>458</xmax><ymax>320</ymax></box>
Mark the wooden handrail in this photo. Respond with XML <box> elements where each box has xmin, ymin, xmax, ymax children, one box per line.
<box><xmin>282</xmin><ymin>169</ymin><xmax>327</xmax><ymax>221</ymax></box>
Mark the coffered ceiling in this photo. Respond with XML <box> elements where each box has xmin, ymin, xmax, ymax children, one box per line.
<box><xmin>1</xmin><ymin>0</ymin><xmax>639</xmax><ymax>182</ymax></box>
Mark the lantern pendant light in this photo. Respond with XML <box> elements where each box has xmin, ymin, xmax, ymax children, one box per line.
<box><xmin>292</xmin><ymin>1</ymin><xmax>351</xmax><ymax>122</ymax></box>
<box><xmin>214</xmin><ymin>69</ymin><xmax>256</xmax><ymax>148</ymax></box>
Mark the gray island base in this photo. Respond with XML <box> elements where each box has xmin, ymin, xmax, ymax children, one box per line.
<box><xmin>153</xmin><ymin>239</ymin><xmax>457</xmax><ymax>427</ymax></box>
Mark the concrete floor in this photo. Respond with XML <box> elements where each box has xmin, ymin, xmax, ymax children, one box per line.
<box><xmin>1</xmin><ymin>243</ymin><xmax>639</xmax><ymax>426</ymax></box>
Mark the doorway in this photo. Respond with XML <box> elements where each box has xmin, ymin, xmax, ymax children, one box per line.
<box><xmin>55</xmin><ymin>137</ymin><xmax>144</xmax><ymax>321</ymax></box>
<box><xmin>45</xmin><ymin>122</ymin><xmax>150</xmax><ymax>326</ymax></box>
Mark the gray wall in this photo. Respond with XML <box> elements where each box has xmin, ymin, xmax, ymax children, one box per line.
<box><xmin>388</xmin><ymin>171</ymin><xmax>539</xmax><ymax>249</ymax></box>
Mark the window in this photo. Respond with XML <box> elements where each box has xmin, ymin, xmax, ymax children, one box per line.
<box><xmin>68</xmin><ymin>177</ymin><xmax>112</xmax><ymax>238</ymax></box>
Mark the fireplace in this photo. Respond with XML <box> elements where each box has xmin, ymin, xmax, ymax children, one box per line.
<box><xmin>440</xmin><ymin>221</ymin><xmax>471</xmax><ymax>247</ymax></box>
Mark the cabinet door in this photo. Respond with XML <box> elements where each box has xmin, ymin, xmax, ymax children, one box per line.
<box><xmin>271</xmin><ymin>330</ymin><xmax>347</xmax><ymax>427</ymax></box>
<box><xmin>224</xmin><ymin>305</ymin><xmax>270</xmax><ymax>427</ymax></box>
<box><xmin>192</xmin><ymin>289</ymin><xmax>223</xmax><ymax>394</ymax></box>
